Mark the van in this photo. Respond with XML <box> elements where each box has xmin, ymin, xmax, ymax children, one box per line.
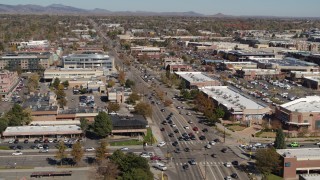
<box><xmin>153</xmin><ymin>163</ymin><xmax>167</xmax><ymax>171</ymax></box>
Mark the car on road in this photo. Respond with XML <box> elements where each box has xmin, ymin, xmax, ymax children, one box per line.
<box><xmin>205</xmin><ymin>144</ymin><xmax>211</xmax><ymax>149</ymax></box>
<box><xmin>12</xmin><ymin>151</ymin><xmax>23</xmax><ymax>156</ymax></box>
<box><xmin>202</xmin><ymin>128</ymin><xmax>208</xmax><ymax>132</ymax></box>
<box><xmin>184</xmin><ymin>147</ymin><xmax>190</xmax><ymax>152</ymax></box>
<box><xmin>160</xmin><ymin>127</ymin><xmax>165</xmax><ymax>131</ymax></box>
<box><xmin>184</xmin><ymin>126</ymin><xmax>190</xmax><ymax>129</ymax></box>
<box><xmin>174</xmin><ymin>148</ymin><xmax>181</xmax><ymax>153</ymax></box>
<box><xmin>85</xmin><ymin>147</ymin><xmax>95</xmax><ymax>152</ymax></box>
<box><xmin>157</xmin><ymin>141</ymin><xmax>166</xmax><ymax>147</ymax></box>
<box><xmin>209</xmin><ymin>141</ymin><xmax>216</xmax><ymax>145</ymax></box>
<box><xmin>120</xmin><ymin>147</ymin><xmax>129</xmax><ymax>151</ymax></box>
<box><xmin>171</xmin><ymin>124</ymin><xmax>176</xmax><ymax>128</ymax></box>
<box><xmin>150</xmin><ymin>156</ymin><xmax>162</xmax><ymax>161</ymax></box>
<box><xmin>225</xmin><ymin>162</ymin><xmax>232</xmax><ymax>167</ymax></box>
<box><xmin>183</xmin><ymin>164</ymin><xmax>189</xmax><ymax>170</ymax></box>
<box><xmin>189</xmin><ymin>159</ymin><xmax>197</xmax><ymax>165</ymax></box>
<box><xmin>232</xmin><ymin>161</ymin><xmax>239</xmax><ymax>166</ymax></box>
<box><xmin>222</xmin><ymin>148</ymin><xmax>228</xmax><ymax>153</ymax></box>
<box><xmin>231</xmin><ymin>173</ymin><xmax>238</xmax><ymax>179</ymax></box>
<box><xmin>160</xmin><ymin>109</ymin><xmax>165</xmax><ymax>112</ymax></box>
<box><xmin>39</xmin><ymin>149</ymin><xmax>49</xmax><ymax>153</ymax></box>
<box><xmin>199</xmin><ymin>135</ymin><xmax>206</xmax><ymax>140</ymax></box>
<box><xmin>168</xmin><ymin>133</ymin><xmax>174</xmax><ymax>137</ymax></box>
<box><xmin>153</xmin><ymin>162</ymin><xmax>167</xmax><ymax>171</ymax></box>
<box><xmin>174</xmin><ymin>129</ymin><xmax>179</xmax><ymax>133</ymax></box>
<box><xmin>188</xmin><ymin>121</ymin><xmax>193</xmax><ymax>124</ymax></box>
<box><xmin>193</xmin><ymin>127</ymin><xmax>199</xmax><ymax>131</ymax></box>
<box><xmin>225</xmin><ymin>176</ymin><xmax>232</xmax><ymax>180</ymax></box>
<box><xmin>290</xmin><ymin>142</ymin><xmax>300</xmax><ymax>147</ymax></box>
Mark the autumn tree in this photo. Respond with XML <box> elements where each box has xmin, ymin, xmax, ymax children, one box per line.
<box><xmin>118</xmin><ymin>71</ymin><xmax>126</xmax><ymax>86</ymax></box>
<box><xmin>96</xmin><ymin>140</ymin><xmax>109</xmax><ymax>164</ymax></box>
<box><xmin>126</xmin><ymin>92</ymin><xmax>140</xmax><ymax>104</ymax></box>
<box><xmin>107</xmin><ymin>80</ymin><xmax>115</xmax><ymax>88</ymax></box>
<box><xmin>71</xmin><ymin>141</ymin><xmax>84</xmax><ymax>166</ymax></box>
<box><xmin>107</xmin><ymin>102</ymin><xmax>120</xmax><ymax>113</ymax></box>
<box><xmin>194</xmin><ymin>93</ymin><xmax>213</xmax><ymax>113</ymax></box>
<box><xmin>27</xmin><ymin>74</ymin><xmax>39</xmax><ymax>92</ymax></box>
<box><xmin>163</xmin><ymin>99</ymin><xmax>173</xmax><ymax>107</ymax></box>
<box><xmin>134</xmin><ymin>102</ymin><xmax>152</xmax><ymax>118</ymax></box>
<box><xmin>55</xmin><ymin>141</ymin><xmax>67</xmax><ymax>166</ymax></box>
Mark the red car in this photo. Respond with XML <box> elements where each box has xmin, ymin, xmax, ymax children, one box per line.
<box><xmin>160</xmin><ymin>128</ymin><xmax>165</xmax><ymax>131</ymax></box>
<box><xmin>150</xmin><ymin>156</ymin><xmax>161</xmax><ymax>161</ymax></box>
<box><xmin>193</xmin><ymin>127</ymin><xmax>199</xmax><ymax>131</ymax></box>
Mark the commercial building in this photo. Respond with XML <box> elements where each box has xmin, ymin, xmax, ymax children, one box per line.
<box><xmin>275</xmin><ymin>96</ymin><xmax>320</xmax><ymax>132</ymax></box>
<box><xmin>200</xmin><ymin>86</ymin><xmax>271</xmax><ymax>126</ymax></box>
<box><xmin>220</xmin><ymin>61</ymin><xmax>257</xmax><ymax>71</ymax></box>
<box><xmin>107</xmin><ymin>88</ymin><xmax>132</xmax><ymax>103</ymax></box>
<box><xmin>235</xmin><ymin>69</ymin><xmax>282</xmax><ymax>81</ymax></box>
<box><xmin>0</xmin><ymin>70</ymin><xmax>20</xmax><ymax>98</ymax></box>
<box><xmin>166</xmin><ymin>64</ymin><xmax>192</xmax><ymax>73</ymax></box>
<box><xmin>218</xmin><ymin>50</ymin><xmax>275</xmax><ymax>61</ymax></box>
<box><xmin>175</xmin><ymin>72</ymin><xmax>220</xmax><ymax>89</ymax></box>
<box><xmin>290</xmin><ymin>71</ymin><xmax>320</xmax><ymax>82</ymax></box>
<box><xmin>44</xmin><ymin>68</ymin><xmax>105</xmax><ymax>81</ymax></box>
<box><xmin>163</xmin><ymin>57</ymin><xmax>184</xmax><ymax>68</ymax></box>
<box><xmin>0</xmin><ymin>54</ymin><xmax>51</xmax><ymax>71</ymax></box>
<box><xmin>130</xmin><ymin>46</ymin><xmax>165</xmax><ymax>59</ymax></box>
<box><xmin>301</xmin><ymin>76</ymin><xmax>320</xmax><ymax>90</ymax></box>
<box><xmin>62</xmin><ymin>54</ymin><xmax>114</xmax><ymax>71</ymax></box>
<box><xmin>111</xmin><ymin>115</ymin><xmax>148</xmax><ymax>136</ymax></box>
<box><xmin>277</xmin><ymin>148</ymin><xmax>320</xmax><ymax>179</ymax></box>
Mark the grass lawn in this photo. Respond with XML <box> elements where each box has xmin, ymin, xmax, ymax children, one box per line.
<box><xmin>258</xmin><ymin>132</ymin><xmax>276</xmax><ymax>138</ymax></box>
<box><xmin>144</xmin><ymin>128</ymin><xmax>157</xmax><ymax>145</ymax></box>
<box><xmin>0</xmin><ymin>146</ymin><xmax>10</xmax><ymax>150</ymax></box>
<box><xmin>227</xmin><ymin>125</ymin><xmax>247</xmax><ymax>131</ymax></box>
<box><xmin>109</xmin><ymin>139</ymin><xmax>143</xmax><ymax>146</ymax></box>
<box><xmin>266</xmin><ymin>174</ymin><xmax>283</xmax><ymax>180</ymax></box>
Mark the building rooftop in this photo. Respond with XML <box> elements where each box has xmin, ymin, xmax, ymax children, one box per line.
<box><xmin>254</xmin><ymin>57</ymin><xmax>318</xmax><ymax>67</ymax></box>
<box><xmin>111</xmin><ymin>115</ymin><xmax>148</xmax><ymax>129</ymax></box>
<box><xmin>280</xmin><ymin>96</ymin><xmax>320</xmax><ymax>112</ymax></box>
<box><xmin>299</xmin><ymin>174</ymin><xmax>320</xmax><ymax>180</ymax></box>
<box><xmin>304</xmin><ymin>76</ymin><xmax>320</xmax><ymax>82</ymax></box>
<box><xmin>64</xmin><ymin>53</ymin><xmax>110</xmax><ymax>59</ymax></box>
<box><xmin>200</xmin><ymin>86</ymin><xmax>267</xmax><ymax>111</ymax></box>
<box><xmin>3</xmin><ymin>125</ymin><xmax>82</xmax><ymax>136</ymax></box>
<box><xmin>175</xmin><ymin>72</ymin><xmax>215</xmax><ymax>83</ymax></box>
<box><xmin>277</xmin><ymin>148</ymin><xmax>320</xmax><ymax>160</ymax></box>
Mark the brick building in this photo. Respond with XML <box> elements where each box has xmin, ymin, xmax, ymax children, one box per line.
<box><xmin>0</xmin><ymin>70</ymin><xmax>20</xmax><ymax>98</ymax></box>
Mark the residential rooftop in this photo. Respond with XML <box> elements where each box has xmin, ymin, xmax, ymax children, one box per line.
<box><xmin>175</xmin><ymin>72</ymin><xmax>215</xmax><ymax>83</ymax></box>
<box><xmin>280</xmin><ymin>96</ymin><xmax>320</xmax><ymax>112</ymax></box>
<box><xmin>277</xmin><ymin>148</ymin><xmax>320</xmax><ymax>160</ymax></box>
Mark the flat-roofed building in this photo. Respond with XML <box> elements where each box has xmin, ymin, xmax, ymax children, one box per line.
<box><xmin>63</xmin><ymin>53</ymin><xmax>114</xmax><ymax>71</ymax></box>
<box><xmin>107</xmin><ymin>88</ymin><xmax>132</xmax><ymax>103</ymax></box>
<box><xmin>290</xmin><ymin>71</ymin><xmax>320</xmax><ymax>82</ymax></box>
<box><xmin>275</xmin><ymin>96</ymin><xmax>320</xmax><ymax>132</ymax></box>
<box><xmin>0</xmin><ymin>70</ymin><xmax>20</xmax><ymax>98</ymax></box>
<box><xmin>175</xmin><ymin>72</ymin><xmax>220</xmax><ymax>89</ymax></box>
<box><xmin>0</xmin><ymin>54</ymin><xmax>51</xmax><ymax>71</ymax></box>
<box><xmin>163</xmin><ymin>57</ymin><xmax>184</xmax><ymax>68</ymax></box>
<box><xmin>277</xmin><ymin>148</ymin><xmax>320</xmax><ymax>179</ymax></box>
<box><xmin>220</xmin><ymin>61</ymin><xmax>257</xmax><ymax>71</ymax></box>
<box><xmin>44</xmin><ymin>68</ymin><xmax>105</xmax><ymax>81</ymax></box>
<box><xmin>166</xmin><ymin>64</ymin><xmax>192</xmax><ymax>73</ymax></box>
<box><xmin>302</xmin><ymin>76</ymin><xmax>320</xmax><ymax>90</ymax></box>
<box><xmin>2</xmin><ymin>125</ymin><xmax>82</xmax><ymax>139</ymax></box>
<box><xmin>131</xmin><ymin>46</ymin><xmax>165</xmax><ymax>59</ymax></box>
<box><xmin>220</xmin><ymin>50</ymin><xmax>275</xmax><ymax>61</ymax></box>
<box><xmin>111</xmin><ymin>115</ymin><xmax>148</xmax><ymax>136</ymax></box>
<box><xmin>200</xmin><ymin>86</ymin><xmax>271</xmax><ymax>126</ymax></box>
<box><xmin>235</xmin><ymin>68</ymin><xmax>282</xmax><ymax>81</ymax></box>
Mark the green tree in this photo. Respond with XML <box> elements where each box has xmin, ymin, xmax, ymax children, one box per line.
<box><xmin>55</xmin><ymin>141</ymin><xmax>67</xmax><ymax>166</ymax></box>
<box><xmin>255</xmin><ymin>148</ymin><xmax>280</xmax><ymax>176</ymax></box>
<box><xmin>96</xmin><ymin>140</ymin><xmax>109</xmax><ymax>164</ymax></box>
<box><xmin>93</xmin><ymin>112</ymin><xmax>113</xmax><ymax>137</ymax></box>
<box><xmin>179</xmin><ymin>80</ymin><xmax>186</xmax><ymax>90</ymax></box>
<box><xmin>0</xmin><ymin>118</ymin><xmax>8</xmax><ymax>134</ymax></box>
<box><xmin>80</xmin><ymin>117</ymin><xmax>89</xmax><ymax>135</ymax></box>
<box><xmin>125</xmin><ymin>79</ymin><xmax>135</xmax><ymax>88</ymax></box>
<box><xmin>5</xmin><ymin>104</ymin><xmax>32</xmax><ymax>126</ymax></box>
<box><xmin>122</xmin><ymin>168</ymin><xmax>153</xmax><ymax>180</ymax></box>
<box><xmin>52</xmin><ymin>78</ymin><xmax>61</xmax><ymax>89</ymax></box>
<box><xmin>107</xmin><ymin>102</ymin><xmax>120</xmax><ymax>113</ymax></box>
<box><xmin>215</xmin><ymin>107</ymin><xmax>225</xmax><ymax>119</ymax></box>
<box><xmin>190</xmin><ymin>89</ymin><xmax>199</xmax><ymax>99</ymax></box>
<box><xmin>134</xmin><ymin>102</ymin><xmax>152</xmax><ymax>117</ymax></box>
<box><xmin>274</xmin><ymin>128</ymin><xmax>286</xmax><ymax>149</ymax></box>
<box><xmin>180</xmin><ymin>89</ymin><xmax>191</xmax><ymax>100</ymax></box>
<box><xmin>27</xmin><ymin>74</ymin><xmax>39</xmax><ymax>92</ymax></box>
<box><xmin>62</xmin><ymin>80</ymin><xmax>69</xmax><ymax>88</ymax></box>
<box><xmin>107</xmin><ymin>80</ymin><xmax>115</xmax><ymax>88</ymax></box>
<box><xmin>57</xmin><ymin>98</ymin><xmax>67</xmax><ymax>108</ymax></box>
<box><xmin>71</xmin><ymin>141</ymin><xmax>84</xmax><ymax>166</ymax></box>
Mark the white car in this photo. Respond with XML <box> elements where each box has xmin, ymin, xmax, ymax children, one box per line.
<box><xmin>12</xmin><ymin>151</ymin><xmax>23</xmax><ymax>156</ymax></box>
<box><xmin>48</xmin><ymin>139</ymin><xmax>53</xmax><ymax>143</ymax></box>
<box><xmin>225</xmin><ymin>162</ymin><xmax>232</xmax><ymax>167</ymax></box>
<box><xmin>186</xmin><ymin>112</ymin><xmax>192</xmax><ymax>116</ymax></box>
<box><xmin>8</xmin><ymin>139</ymin><xmax>14</xmax><ymax>144</ymax></box>
<box><xmin>171</xmin><ymin>124</ymin><xmax>176</xmax><ymax>128</ymax></box>
<box><xmin>315</xmin><ymin>142</ymin><xmax>320</xmax><ymax>145</ymax></box>
<box><xmin>184</xmin><ymin>126</ymin><xmax>190</xmax><ymax>129</ymax></box>
<box><xmin>120</xmin><ymin>147</ymin><xmax>129</xmax><ymax>151</ymax></box>
<box><xmin>209</xmin><ymin>141</ymin><xmax>216</xmax><ymax>145</ymax></box>
<box><xmin>157</xmin><ymin>141</ymin><xmax>166</xmax><ymax>147</ymax></box>
<box><xmin>205</xmin><ymin>144</ymin><xmax>212</xmax><ymax>149</ymax></box>
<box><xmin>85</xmin><ymin>147</ymin><xmax>95</xmax><ymax>152</ymax></box>
<box><xmin>140</xmin><ymin>154</ymin><xmax>151</xmax><ymax>158</ymax></box>
<box><xmin>225</xmin><ymin>176</ymin><xmax>232</xmax><ymax>180</ymax></box>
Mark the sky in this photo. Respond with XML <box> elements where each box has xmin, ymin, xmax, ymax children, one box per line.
<box><xmin>2</xmin><ymin>0</ymin><xmax>320</xmax><ymax>17</ymax></box>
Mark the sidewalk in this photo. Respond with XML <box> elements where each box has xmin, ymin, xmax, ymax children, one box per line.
<box><xmin>0</xmin><ymin>166</ymin><xmax>91</xmax><ymax>173</ymax></box>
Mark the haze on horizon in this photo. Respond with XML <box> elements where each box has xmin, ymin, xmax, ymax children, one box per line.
<box><xmin>3</xmin><ymin>0</ymin><xmax>320</xmax><ymax>17</ymax></box>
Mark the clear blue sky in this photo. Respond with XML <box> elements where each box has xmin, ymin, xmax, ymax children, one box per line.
<box><xmin>4</xmin><ymin>0</ymin><xmax>320</xmax><ymax>17</ymax></box>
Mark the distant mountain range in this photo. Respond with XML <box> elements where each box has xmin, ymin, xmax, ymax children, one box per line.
<box><xmin>0</xmin><ymin>3</ymin><xmax>231</xmax><ymax>17</ymax></box>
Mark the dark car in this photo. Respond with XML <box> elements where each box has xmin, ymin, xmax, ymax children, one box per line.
<box><xmin>10</xmin><ymin>146</ymin><xmax>17</xmax><ymax>150</ymax></box>
<box><xmin>160</xmin><ymin>109</ymin><xmax>165</xmax><ymax>112</ymax></box>
<box><xmin>30</xmin><ymin>145</ymin><xmax>38</xmax><ymax>149</ymax></box>
<box><xmin>39</xmin><ymin>139</ymin><xmax>44</xmax><ymax>143</ymax></box>
<box><xmin>17</xmin><ymin>145</ymin><xmax>24</xmax><ymax>150</ymax></box>
<box><xmin>202</xmin><ymin>128</ymin><xmax>208</xmax><ymax>132</ymax></box>
<box><xmin>169</xmin><ymin>133</ymin><xmax>174</xmax><ymax>137</ymax></box>
<box><xmin>160</xmin><ymin>127</ymin><xmax>165</xmax><ymax>131</ymax></box>
<box><xmin>43</xmin><ymin>144</ymin><xmax>49</xmax><ymax>149</ymax></box>
<box><xmin>174</xmin><ymin>148</ymin><xmax>181</xmax><ymax>153</ymax></box>
<box><xmin>211</xmin><ymin>153</ymin><xmax>216</xmax><ymax>158</ymax></box>
<box><xmin>14</xmin><ymin>139</ymin><xmax>19</xmax><ymax>144</ymax></box>
<box><xmin>162</xmin><ymin>121</ymin><xmax>167</xmax><ymax>125</ymax></box>
<box><xmin>53</xmin><ymin>139</ymin><xmax>58</xmax><ymax>143</ymax></box>
<box><xmin>182</xmin><ymin>133</ymin><xmax>188</xmax><ymax>137</ymax></box>
<box><xmin>184</xmin><ymin>147</ymin><xmax>190</xmax><ymax>152</ymax></box>
<box><xmin>34</xmin><ymin>139</ymin><xmax>39</xmax><ymax>144</ymax></box>
<box><xmin>24</xmin><ymin>139</ymin><xmax>29</xmax><ymax>144</ymax></box>
<box><xmin>174</xmin><ymin>129</ymin><xmax>179</xmax><ymax>133</ymax></box>
<box><xmin>214</xmin><ymin>138</ymin><xmax>221</xmax><ymax>143</ymax></box>
<box><xmin>190</xmin><ymin>135</ymin><xmax>196</xmax><ymax>140</ymax></box>
<box><xmin>184</xmin><ymin>137</ymin><xmax>191</xmax><ymax>141</ymax></box>
<box><xmin>231</xmin><ymin>173</ymin><xmax>238</xmax><ymax>179</ymax></box>
<box><xmin>221</xmin><ymin>148</ymin><xmax>228</xmax><ymax>153</ymax></box>
<box><xmin>189</xmin><ymin>159</ymin><xmax>196</xmax><ymax>165</ymax></box>
<box><xmin>168</xmin><ymin>120</ymin><xmax>173</xmax><ymax>124</ymax></box>
<box><xmin>44</xmin><ymin>139</ymin><xmax>49</xmax><ymax>143</ymax></box>
<box><xmin>183</xmin><ymin>164</ymin><xmax>189</xmax><ymax>170</ymax></box>
<box><xmin>232</xmin><ymin>161</ymin><xmax>239</xmax><ymax>166</ymax></box>
<box><xmin>199</xmin><ymin>135</ymin><xmax>206</xmax><ymax>140</ymax></box>
<box><xmin>178</xmin><ymin>136</ymin><xmax>184</xmax><ymax>141</ymax></box>
<box><xmin>172</xmin><ymin>141</ymin><xmax>178</xmax><ymax>146</ymax></box>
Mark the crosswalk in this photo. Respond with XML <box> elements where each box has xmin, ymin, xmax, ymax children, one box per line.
<box><xmin>175</xmin><ymin>161</ymin><xmax>229</xmax><ymax>166</ymax></box>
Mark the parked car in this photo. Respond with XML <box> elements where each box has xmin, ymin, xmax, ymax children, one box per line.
<box><xmin>157</xmin><ymin>141</ymin><xmax>166</xmax><ymax>147</ymax></box>
<box><xmin>225</xmin><ymin>162</ymin><xmax>232</xmax><ymax>167</ymax></box>
<box><xmin>153</xmin><ymin>162</ymin><xmax>167</xmax><ymax>171</ymax></box>
<box><xmin>290</xmin><ymin>142</ymin><xmax>300</xmax><ymax>147</ymax></box>
<box><xmin>231</xmin><ymin>173</ymin><xmax>238</xmax><ymax>179</ymax></box>
<box><xmin>189</xmin><ymin>159</ymin><xmax>197</xmax><ymax>165</ymax></box>
<box><xmin>85</xmin><ymin>147</ymin><xmax>95</xmax><ymax>152</ymax></box>
<box><xmin>39</xmin><ymin>149</ymin><xmax>49</xmax><ymax>153</ymax></box>
<box><xmin>193</xmin><ymin>127</ymin><xmax>199</xmax><ymax>131</ymax></box>
<box><xmin>199</xmin><ymin>135</ymin><xmax>206</xmax><ymax>140</ymax></box>
<box><xmin>120</xmin><ymin>147</ymin><xmax>129</xmax><ymax>151</ymax></box>
<box><xmin>183</xmin><ymin>164</ymin><xmax>189</xmax><ymax>170</ymax></box>
<box><xmin>150</xmin><ymin>156</ymin><xmax>162</xmax><ymax>161</ymax></box>
<box><xmin>24</xmin><ymin>139</ymin><xmax>29</xmax><ymax>144</ymax></box>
